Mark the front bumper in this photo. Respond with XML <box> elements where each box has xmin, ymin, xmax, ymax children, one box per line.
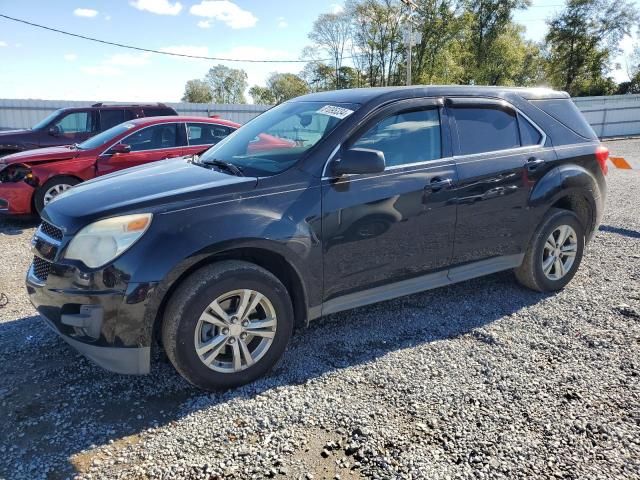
<box><xmin>0</xmin><ymin>181</ymin><xmax>35</xmax><ymax>215</ymax></box>
<box><xmin>25</xmin><ymin>230</ymin><xmax>160</xmax><ymax>374</ymax></box>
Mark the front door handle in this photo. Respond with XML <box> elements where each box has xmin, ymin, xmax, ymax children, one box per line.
<box><xmin>426</xmin><ymin>177</ymin><xmax>453</xmax><ymax>192</ymax></box>
<box><xmin>526</xmin><ymin>157</ymin><xmax>545</xmax><ymax>171</ymax></box>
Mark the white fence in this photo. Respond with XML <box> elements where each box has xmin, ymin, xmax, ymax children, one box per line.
<box><xmin>2</xmin><ymin>94</ymin><xmax>640</xmax><ymax>138</ymax></box>
<box><xmin>0</xmin><ymin>99</ymin><xmax>270</xmax><ymax>131</ymax></box>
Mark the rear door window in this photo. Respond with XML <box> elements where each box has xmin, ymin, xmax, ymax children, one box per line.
<box><xmin>518</xmin><ymin>113</ymin><xmax>542</xmax><ymax>146</ymax></box>
<box><xmin>100</xmin><ymin>110</ymin><xmax>126</xmax><ymax>131</ymax></box>
<box><xmin>187</xmin><ymin>123</ymin><xmax>234</xmax><ymax>146</ymax></box>
<box><xmin>452</xmin><ymin>106</ymin><xmax>520</xmax><ymax>155</ymax></box>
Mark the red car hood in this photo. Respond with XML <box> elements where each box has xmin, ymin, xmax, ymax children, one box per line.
<box><xmin>1</xmin><ymin>146</ymin><xmax>82</xmax><ymax>165</ymax></box>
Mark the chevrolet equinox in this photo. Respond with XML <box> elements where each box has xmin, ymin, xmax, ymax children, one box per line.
<box><xmin>26</xmin><ymin>86</ymin><xmax>608</xmax><ymax>390</ymax></box>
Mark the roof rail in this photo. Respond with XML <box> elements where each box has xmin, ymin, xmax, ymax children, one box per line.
<box><xmin>91</xmin><ymin>102</ymin><xmax>169</xmax><ymax>108</ymax></box>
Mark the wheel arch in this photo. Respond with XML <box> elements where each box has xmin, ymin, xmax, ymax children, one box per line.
<box><xmin>528</xmin><ymin>164</ymin><xmax>599</xmax><ymax>241</ymax></box>
<box><xmin>149</xmin><ymin>245</ymin><xmax>311</xmax><ymax>349</ymax></box>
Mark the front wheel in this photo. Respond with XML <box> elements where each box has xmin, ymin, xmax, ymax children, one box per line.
<box><xmin>162</xmin><ymin>261</ymin><xmax>294</xmax><ymax>390</ymax></box>
<box><xmin>515</xmin><ymin>208</ymin><xmax>585</xmax><ymax>292</ymax></box>
<box><xmin>34</xmin><ymin>176</ymin><xmax>80</xmax><ymax>215</ymax></box>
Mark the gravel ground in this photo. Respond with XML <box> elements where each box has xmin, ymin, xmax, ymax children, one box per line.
<box><xmin>0</xmin><ymin>139</ymin><xmax>639</xmax><ymax>480</ymax></box>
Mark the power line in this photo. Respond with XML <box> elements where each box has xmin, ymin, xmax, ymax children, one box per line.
<box><xmin>0</xmin><ymin>13</ymin><xmax>327</xmax><ymax>63</ymax></box>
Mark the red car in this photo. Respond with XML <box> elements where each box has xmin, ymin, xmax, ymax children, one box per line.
<box><xmin>0</xmin><ymin>116</ymin><xmax>240</xmax><ymax>215</ymax></box>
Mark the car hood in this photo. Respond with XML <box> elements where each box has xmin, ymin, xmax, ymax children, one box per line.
<box><xmin>1</xmin><ymin>145</ymin><xmax>80</xmax><ymax>164</ymax></box>
<box><xmin>43</xmin><ymin>158</ymin><xmax>257</xmax><ymax>233</ymax></box>
<box><xmin>0</xmin><ymin>129</ymin><xmax>31</xmax><ymax>136</ymax></box>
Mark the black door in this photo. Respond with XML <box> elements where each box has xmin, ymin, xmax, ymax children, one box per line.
<box><xmin>321</xmin><ymin>99</ymin><xmax>458</xmax><ymax>302</ymax></box>
<box><xmin>446</xmin><ymin>97</ymin><xmax>555</xmax><ymax>265</ymax></box>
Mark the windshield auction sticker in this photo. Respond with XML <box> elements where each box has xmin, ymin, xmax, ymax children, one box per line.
<box><xmin>317</xmin><ymin>105</ymin><xmax>354</xmax><ymax>119</ymax></box>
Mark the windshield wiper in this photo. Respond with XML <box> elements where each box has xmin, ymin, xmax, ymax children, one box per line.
<box><xmin>71</xmin><ymin>143</ymin><xmax>83</xmax><ymax>150</ymax></box>
<box><xmin>202</xmin><ymin>158</ymin><xmax>245</xmax><ymax>177</ymax></box>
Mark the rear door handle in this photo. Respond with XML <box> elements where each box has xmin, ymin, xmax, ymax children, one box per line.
<box><xmin>426</xmin><ymin>177</ymin><xmax>453</xmax><ymax>192</ymax></box>
<box><xmin>526</xmin><ymin>157</ymin><xmax>545</xmax><ymax>171</ymax></box>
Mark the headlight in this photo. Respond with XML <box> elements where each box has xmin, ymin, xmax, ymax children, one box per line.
<box><xmin>0</xmin><ymin>164</ymin><xmax>31</xmax><ymax>183</ymax></box>
<box><xmin>64</xmin><ymin>214</ymin><xmax>152</xmax><ymax>268</ymax></box>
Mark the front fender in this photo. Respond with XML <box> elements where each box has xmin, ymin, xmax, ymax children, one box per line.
<box><xmin>29</xmin><ymin>158</ymin><xmax>96</xmax><ymax>185</ymax></box>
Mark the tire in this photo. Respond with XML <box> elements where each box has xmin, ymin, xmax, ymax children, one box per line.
<box><xmin>162</xmin><ymin>260</ymin><xmax>294</xmax><ymax>390</ymax></box>
<box><xmin>34</xmin><ymin>176</ymin><xmax>81</xmax><ymax>215</ymax></box>
<box><xmin>515</xmin><ymin>208</ymin><xmax>585</xmax><ymax>292</ymax></box>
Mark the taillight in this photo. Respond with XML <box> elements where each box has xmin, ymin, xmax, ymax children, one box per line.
<box><xmin>595</xmin><ymin>145</ymin><xmax>609</xmax><ymax>175</ymax></box>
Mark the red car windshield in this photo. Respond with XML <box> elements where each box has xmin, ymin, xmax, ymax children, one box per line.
<box><xmin>199</xmin><ymin>101</ymin><xmax>359</xmax><ymax>177</ymax></box>
<box><xmin>77</xmin><ymin>122</ymin><xmax>137</xmax><ymax>150</ymax></box>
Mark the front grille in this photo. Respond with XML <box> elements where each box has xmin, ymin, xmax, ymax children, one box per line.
<box><xmin>40</xmin><ymin>221</ymin><xmax>63</xmax><ymax>241</ymax></box>
<box><xmin>32</xmin><ymin>256</ymin><xmax>52</xmax><ymax>282</ymax></box>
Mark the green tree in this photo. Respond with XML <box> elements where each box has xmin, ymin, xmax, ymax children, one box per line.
<box><xmin>181</xmin><ymin>79</ymin><xmax>213</xmax><ymax>103</ymax></box>
<box><xmin>462</xmin><ymin>0</ymin><xmax>530</xmax><ymax>84</ymax></box>
<box><xmin>205</xmin><ymin>64</ymin><xmax>248</xmax><ymax>104</ymax></box>
<box><xmin>249</xmin><ymin>73</ymin><xmax>310</xmax><ymax>105</ymax></box>
<box><xmin>544</xmin><ymin>0</ymin><xmax>639</xmax><ymax>96</ymax></box>
<box><xmin>266</xmin><ymin>73</ymin><xmax>310</xmax><ymax>104</ymax></box>
<box><xmin>248</xmin><ymin>85</ymin><xmax>275</xmax><ymax>105</ymax></box>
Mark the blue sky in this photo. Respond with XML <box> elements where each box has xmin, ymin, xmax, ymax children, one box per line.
<box><xmin>0</xmin><ymin>0</ymin><xmax>636</xmax><ymax>103</ymax></box>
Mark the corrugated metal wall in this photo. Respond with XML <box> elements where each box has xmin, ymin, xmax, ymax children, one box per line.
<box><xmin>2</xmin><ymin>95</ymin><xmax>640</xmax><ymax>138</ymax></box>
<box><xmin>573</xmin><ymin>94</ymin><xmax>640</xmax><ymax>138</ymax></box>
<box><xmin>0</xmin><ymin>99</ymin><xmax>270</xmax><ymax>131</ymax></box>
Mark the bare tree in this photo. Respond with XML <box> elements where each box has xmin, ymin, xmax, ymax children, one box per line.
<box><xmin>309</xmin><ymin>12</ymin><xmax>351</xmax><ymax>88</ymax></box>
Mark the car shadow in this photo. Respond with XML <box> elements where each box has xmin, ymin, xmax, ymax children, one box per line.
<box><xmin>0</xmin><ymin>215</ymin><xmax>39</xmax><ymax>235</ymax></box>
<box><xmin>598</xmin><ymin>224</ymin><xmax>640</xmax><ymax>239</ymax></box>
<box><xmin>0</xmin><ymin>270</ymin><xmax>552</xmax><ymax>478</ymax></box>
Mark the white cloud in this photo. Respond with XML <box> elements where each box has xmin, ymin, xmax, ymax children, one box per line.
<box><xmin>190</xmin><ymin>1</ymin><xmax>257</xmax><ymax>29</ymax></box>
<box><xmin>0</xmin><ymin>41</ymin><xmax>7</xmax><ymax>47</ymax></box>
<box><xmin>277</xmin><ymin>17</ymin><xmax>288</xmax><ymax>28</ymax></box>
<box><xmin>73</xmin><ymin>8</ymin><xmax>99</xmax><ymax>17</ymax></box>
<box><xmin>197</xmin><ymin>19</ymin><xmax>211</xmax><ymax>28</ymax></box>
<box><xmin>329</xmin><ymin>3</ymin><xmax>344</xmax><ymax>14</ymax></box>
<box><xmin>81</xmin><ymin>65</ymin><xmax>122</xmax><ymax>76</ymax></box>
<box><xmin>130</xmin><ymin>0</ymin><xmax>182</xmax><ymax>15</ymax></box>
<box><xmin>64</xmin><ymin>53</ymin><xmax>78</xmax><ymax>61</ymax></box>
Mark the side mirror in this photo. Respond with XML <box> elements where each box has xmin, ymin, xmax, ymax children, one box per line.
<box><xmin>109</xmin><ymin>143</ymin><xmax>131</xmax><ymax>155</ymax></box>
<box><xmin>332</xmin><ymin>148</ymin><xmax>385</xmax><ymax>176</ymax></box>
<box><xmin>48</xmin><ymin>125</ymin><xmax>60</xmax><ymax>137</ymax></box>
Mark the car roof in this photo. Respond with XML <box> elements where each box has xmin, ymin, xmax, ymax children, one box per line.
<box><xmin>290</xmin><ymin>85</ymin><xmax>570</xmax><ymax>106</ymax></box>
<box><xmin>124</xmin><ymin>116</ymin><xmax>241</xmax><ymax>128</ymax></box>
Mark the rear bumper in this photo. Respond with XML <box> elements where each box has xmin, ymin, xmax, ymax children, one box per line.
<box><xmin>26</xmin><ymin>261</ymin><xmax>159</xmax><ymax>375</ymax></box>
<box><xmin>0</xmin><ymin>181</ymin><xmax>35</xmax><ymax>214</ymax></box>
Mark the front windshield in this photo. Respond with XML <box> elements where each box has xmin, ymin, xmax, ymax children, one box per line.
<box><xmin>32</xmin><ymin>110</ymin><xmax>63</xmax><ymax>130</ymax></box>
<box><xmin>78</xmin><ymin>122</ymin><xmax>137</xmax><ymax>150</ymax></box>
<box><xmin>199</xmin><ymin>101</ymin><xmax>359</xmax><ymax>176</ymax></box>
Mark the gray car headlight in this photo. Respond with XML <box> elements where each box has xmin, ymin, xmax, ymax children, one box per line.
<box><xmin>64</xmin><ymin>214</ymin><xmax>152</xmax><ymax>268</ymax></box>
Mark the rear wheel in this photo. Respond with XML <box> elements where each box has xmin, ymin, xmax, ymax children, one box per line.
<box><xmin>34</xmin><ymin>176</ymin><xmax>80</xmax><ymax>215</ymax></box>
<box><xmin>515</xmin><ymin>208</ymin><xmax>585</xmax><ymax>292</ymax></box>
<box><xmin>162</xmin><ymin>261</ymin><xmax>294</xmax><ymax>390</ymax></box>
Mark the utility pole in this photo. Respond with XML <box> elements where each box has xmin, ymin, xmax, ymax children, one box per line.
<box><xmin>400</xmin><ymin>0</ymin><xmax>418</xmax><ymax>86</ymax></box>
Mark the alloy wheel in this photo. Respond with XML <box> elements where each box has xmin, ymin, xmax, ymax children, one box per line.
<box><xmin>193</xmin><ymin>289</ymin><xmax>277</xmax><ymax>373</ymax></box>
<box><xmin>541</xmin><ymin>225</ymin><xmax>578</xmax><ymax>281</ymax></box>
<box><xmin>43</xmin><ymin>184</ymin><xmax>72</xmax><ymax>205</ymax></box>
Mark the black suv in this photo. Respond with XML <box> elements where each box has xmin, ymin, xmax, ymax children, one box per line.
<box><xmin>26</xmin><ymin>86</ymin><xmax>607</xmax><ymax>390</ymax></box>
<box><xmin>0</xmin><ymin>103</ymin><xmax>178</xmax><ymax>156</ymax></box>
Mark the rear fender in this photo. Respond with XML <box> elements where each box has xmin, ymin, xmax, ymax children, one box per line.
<box><xmin>528</xmin><ymin>164</ymin><xmax>599</xmax><ymax>237</ymax></box>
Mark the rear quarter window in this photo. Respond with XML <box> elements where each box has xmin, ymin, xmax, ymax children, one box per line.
<box><xmin>528</xmin><ymin>98</ymin><xmax>597</xmax><ymax>140</ymax></box>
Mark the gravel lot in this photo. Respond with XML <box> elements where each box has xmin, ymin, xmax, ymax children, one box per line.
<box><xmin>1</xmin><ymin>139</ymin><xmax>639</xmax><ymax>480</ymax></box>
